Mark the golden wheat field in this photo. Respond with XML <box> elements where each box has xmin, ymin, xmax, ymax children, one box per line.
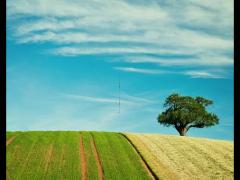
<box><xmin>125</xmin><ymin>133</ymin><xmax>233</xmax><ymax>180</ymax></box>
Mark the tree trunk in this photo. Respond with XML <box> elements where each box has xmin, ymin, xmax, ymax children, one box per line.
<box><xmin>178</xmin><ymin>127</ymin><xmax>187</xmax><ymax>136</ymax></box>
<box><xmin>175</xmin><ymin>125</ymin><xmax>188</xmax><ymax>136</ymax></box>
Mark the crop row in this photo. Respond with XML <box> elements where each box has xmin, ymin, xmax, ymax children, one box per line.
<box><xmin>7</xmin><ymin>131</ymin><xmax>151</xmax><ymax>180</ymax></box>
<box><xmin>125</xmin><ymin>133</ymin><xmax>234</xmax><ymax>180</ymax></box>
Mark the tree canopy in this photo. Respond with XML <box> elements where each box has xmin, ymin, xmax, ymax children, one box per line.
<box><xmin>157</xmin><ymin>93</ymin><xmax>219</xmax><ymax>136</ymax></box>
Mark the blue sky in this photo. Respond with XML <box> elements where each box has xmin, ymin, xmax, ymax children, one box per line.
<box><xmin>7</xmin><ymin>0</ymin><xmax>233</xmax><ymax>140</ymax></box>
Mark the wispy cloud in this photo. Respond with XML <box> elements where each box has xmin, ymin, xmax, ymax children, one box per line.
<box><xmin>61</xmin><ymin>92</ymin><xmax>154</xmax><ymax>105</ymax></box>
<box><xmin>63</xmin><ymin>93</ymin><xmax>131</xmax><ymax>104</ymax></box>
<box><xmin>7</xmin><ymin>0</ymin><xmax>233</xmax><ymax>78</ymax></box>
<box><xmin>119</xmin><ymin>55</ymin><xmax>233</xmax><ymax>67</ymax></box>
<box><xmin>8</xmin><ymin>0</ymin><xmax>233</xmax><ymax>51</ymax></box>
<box><xmin>51</xmin><ymin>46</ymin><xmax>189</xmax><ymax>56</ymax></box>
<box><xmin>7</xmin><ymin>75</ymin><xmax>157</xmax><ymax>131</ymax></box>
<box><xmin>65</xmin><ymin>94</ymin><xmax>119</xmax><ymax>103</ymax></box>
<box><xmin>183</xmin><ymin>71</ymin><xmax>224</xmax><ymax>79</ymax></box>
<box><xmin>115</xmin><ymin>67</ymin><xmax>170</xmax><ymax>75</ymax></box>
<box><xmin>115</xmin><ymin>66</ymin><xmax>227</xmax><ymax>79</ymax></box>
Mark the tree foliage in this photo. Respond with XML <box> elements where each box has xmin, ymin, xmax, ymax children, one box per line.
<box><xmin>157</xmin><ymin>93</ymin><xmax>219</xmax><ymax>136</ymax></box>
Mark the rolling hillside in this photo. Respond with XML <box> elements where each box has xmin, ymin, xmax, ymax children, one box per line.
<box><xmin>7</xmin><ymin>131</ymin><xmax>233</xmax><ymax>180</ymax></box>
<box><xmin>6</xmin><ymin>131</ymin><xmax>151</xmax><ymax>180</ymax></box>
<box><xmin>125</xmin><ymin>133</ymin><xmax>234</xmax><ymax>180</ymax></box>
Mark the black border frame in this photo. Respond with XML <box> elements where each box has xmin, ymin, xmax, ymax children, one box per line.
<box><xmin>1</xmin><ymin>0</ymin><xmax>6</xmax><ymax>179</ymax></box>
<box><xmin>234</xmin><ymin>0</ymin><xmax>239</xmax><ymax>179</ymax></box>
<box><xmin>2</xmin><ymin>0</ymin><xmax>239</xmax><ymax>179</ymax></box>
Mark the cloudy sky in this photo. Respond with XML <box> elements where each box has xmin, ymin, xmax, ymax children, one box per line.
<box><xmin>7</xmin><ymin>0</ymin><xmax>233</xmax><ymax>140</ymax></box>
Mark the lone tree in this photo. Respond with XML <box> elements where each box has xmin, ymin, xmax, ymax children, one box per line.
<box><xmin>157</xmin><ymin>93</ymin><xmax>219</xmax><ymax>136</ymax></box>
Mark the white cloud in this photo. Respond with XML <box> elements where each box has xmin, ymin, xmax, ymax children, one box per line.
<box><xmin>52</xmin><ymin>46</ymin><xmax>194</xmax><ymax>56</ymax></box>
<box><xmin>7</xmin><ymin>76</ymin><xmax>157</xmax><ymax>131</ymax></box>
<box><xmin>8</xmin><ymin>0</ymin><xmax>233</xmax><ymax>46</ymax></box>
<box><xmin>119</xmin><ymin>92</ymin><xmax>155</xmax><ymax>104</ymax></box>
<box><xmin>7</xmin><ymin>0</ymin><xmax>168</xmax><ymax>19</ymax></box>
<box><xmin>61</xmin><ymin>92</ymin><xmax>154</xmax><ymax>106</ymax></box>
<box><xmin>183</xmin><ymin>71</ymin><xmax>224</xmax><ymax>79</ymax></box>
<box><xmin>120</xmin><ymin>55</ymin><xmax>233</xmax><ymax>67</ymax></box>
<box><xmin>115</xmin><ymin>67</ymin><xmax>170</xmax><ymax>75</ymax></box>
<box><xmin>64</xmin><ymin>94</ymin><xmax>119</xmax><ymax>103</ymax></box>
<box><xmin>7</xmin><ymin>0</ymin><xmax>233</xmax><ymax>77</ymax></box>
<box><xmin>115</xmin><ymin>66</ymin><xmax>227</xmax><ymax>79</ymax></box>
<box><xmin>62</xmin><ymin>93</ymin><xmax>132</xmax><ymax>104</ymax></box>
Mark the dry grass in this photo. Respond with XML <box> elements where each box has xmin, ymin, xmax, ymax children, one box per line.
<box><xmin>125</xmin><ymin>133</ymin><xmax>233</xmax><ymax>180</ymax></box>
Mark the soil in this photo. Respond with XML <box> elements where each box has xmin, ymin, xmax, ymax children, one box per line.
<box><xmin>6</xmin><ymin>136</ymin><xmax>17</xmax><ymax>146</ymax></box>
<box><xmin>80</xmin><ymin>136</ymin><xmax>87</xmax><ymax>180</ymax></box>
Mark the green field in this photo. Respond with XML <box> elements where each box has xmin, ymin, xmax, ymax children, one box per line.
<box><xmin>7</xmin><ymin>131</ymin><xmax>233</xmax><ymax>180</ymax></box>
<box><xmin>7</xmin><ymin>131</ymin><xmax>151</xmax><ymax>180</ymax></box>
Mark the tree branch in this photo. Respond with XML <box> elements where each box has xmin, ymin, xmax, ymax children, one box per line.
<box><xmin>187</xmin><ymin>123</ymin><xmax>204</xmax><ymax>131</ymax></box>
